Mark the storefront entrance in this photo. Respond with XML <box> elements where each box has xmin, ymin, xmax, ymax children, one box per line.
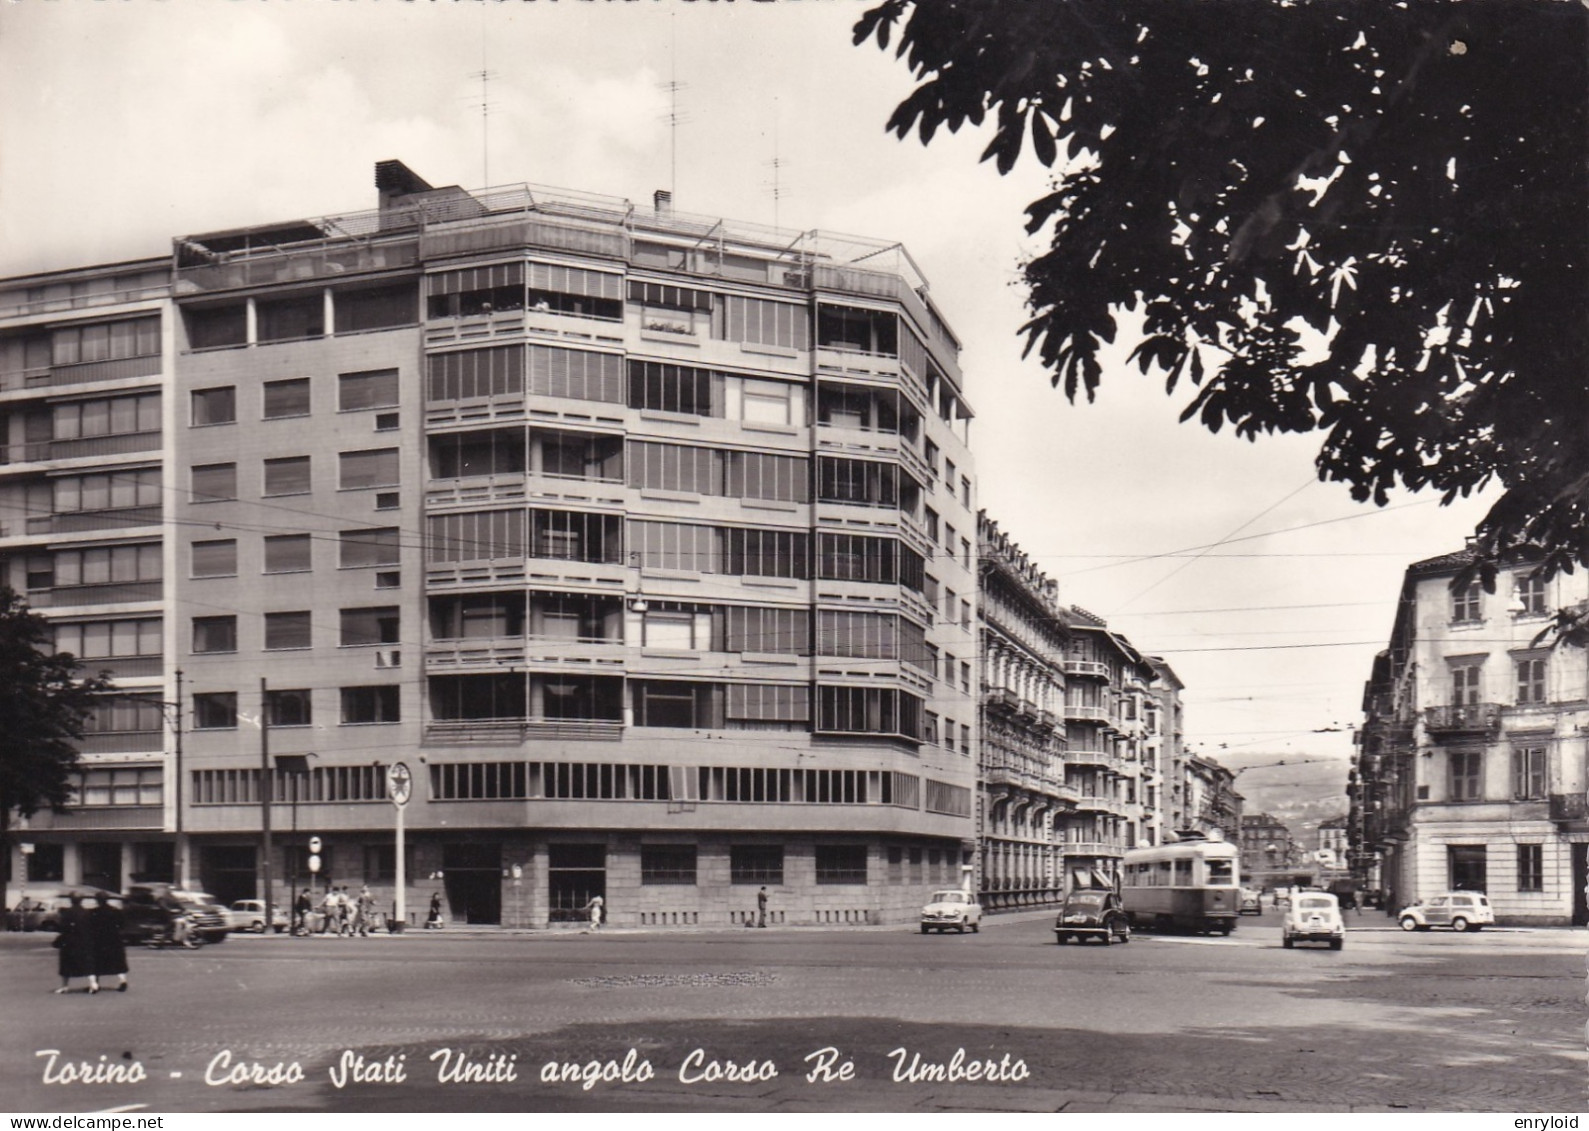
<box><xmin>442</xmin><ymin>843</ymin><xmax>502</xmax><ymax>925</ymax></box>
<box><xmin>200</xmin><ymin>845</ymin><xmax>258</xmax><ymax>905</ymax></box>
<box><xmin>548</xmin><ymin>843</ymin><xmax>605</xmax><ymax>923</ymax></box>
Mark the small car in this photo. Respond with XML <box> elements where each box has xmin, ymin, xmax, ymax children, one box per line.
<box><xmin>1238</xmin><ymin>888</ymin><xmax>1263</xmax><ymax>915</ymax></box>
<box><xmin>920</xmin><ymin>890</ymin><xmax>982</xmax><ymax>934</ymax></box>
<box><xmin>1398</xmin><ymin>891</ymin><xmax>1495</xmax><ymax>933</ymax></box>
<box><xmin>225</xmin><ymin>899</ymin><xmax>288</xmax><ymax>934</ymax></box>
<box><xmin>121</xmin><ymin>884</ymin><xmax>230</xmax><ymax>946</ymax></box>
<box><xmin>1282</xmin><ymin>891</ymin><xmax>1344</xmax><ymax>950</ymax></box>
<box><xmin>1054</xmin><ymin>889</ymin><xmax>1130</xmax><ymax>945</ymax></box>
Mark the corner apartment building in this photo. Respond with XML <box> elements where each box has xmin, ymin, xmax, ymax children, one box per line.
<box><xmin>1355</xmin><ymin>548</ymin><xmax>1589</xmax><ymax>925</ymax></box>
<box><xmin>5</xmin><ymin>160</ymin><xmax>980</xmax><ymax>927</ymax></box>
<box><xmin>0</xmin><ymin>261</ymin><xmax>176</xmax><ymax>898</ymax></box>
<box><xmin>975</xmin><ymin>512</ymin><xmax>1070</xmax><ymax>908</ymax></box>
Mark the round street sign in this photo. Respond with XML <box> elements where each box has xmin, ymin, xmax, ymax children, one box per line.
<box><xmin>387</xmin><ymin>761</ymin><xmax>412</xmax><ymax>807</ymax></box>
<box><xmin>308</xmin><ymin>854</ymin><xmax>322</xmax><ymax>874</ymax></box>
<box><xmin>308</xmin><ymin>836</ymin><xmax>322</xmax><ymax>854</ymax></box>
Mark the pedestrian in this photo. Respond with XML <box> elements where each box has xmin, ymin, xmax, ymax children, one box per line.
<box><xmin>320</xmin><ymin>887</ymin><xmax>338</xmax><ymax>934</ymax></box>
<box><xmin>335</xmin><ymin>887</ymin><xmax>351</xmax><ymax>936</ymax></box>
<box><xmin>88</xmin><ymin>891</ymin><xmax>128</xmax><ymax>992</ymax></box>
<box><xmin>52</xmin><ymin>891</ymin><xmax>96</xmax><ymax>994</ymax></box>
<box><xmin>356</xmin><ymin>886</ymin><xmax>375</xmax><ymax>937</ymax></box>
<box><xmin>757</xmin><ymin>885</ymin><xmax>769</xmax><ymax>928</ymax></box>
<box><xmin>426</xmin><ymin>891</ymin><xmax>443</xmax><ymax>929</ymax></box>
<box><xmin>584</xmin><ymin>894</ymin><xmax>604</xmax><ymax>931</ymax></box>
<box><xmin>294</xmin><ymin>890</ymin><xmax>311</xmax><ymax>935</ymax></box>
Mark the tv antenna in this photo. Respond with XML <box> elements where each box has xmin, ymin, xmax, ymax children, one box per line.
<box><xmin>764</xmin><ymin>96</ymin><xmax>787</xmax><ymax>229</ymax></box>
<box><xmin>474</xmin><ymin>10</ymin><xmax>496</xmax><ymax>186</ymax></box>
<box><xmin>660</xmin><ymin>9</ymin><xmax>687</xmax><ymax>200</ymax></box>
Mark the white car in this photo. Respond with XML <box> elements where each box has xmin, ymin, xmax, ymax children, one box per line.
<box><xmin>1398</xmin><ymin>891</ymin><xmax>1495</xmax><ymax>933</ymax></box>
<box><xmin>226</xmin><ymin>899</ymin><xmax>288</xmax><ymax>933</ymax></box>
<box><xmin>1282</xmin><ymin>891</ymin><xmax>1344</xmax><ymax>950</ymax></box>
<box><xmin>920</xmin><ymin>890</ymin><xmax>982</xmax><ymax>934</ymax></box>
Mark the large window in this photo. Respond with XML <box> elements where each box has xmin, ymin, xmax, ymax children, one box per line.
<box><xmin>1449</xmin><ymin>750</ymin><xmax>1483</xmax><ymax>801</ymax></box>
<box><xmin>431</xmin><ymin>593</ymin><xmax>526</xmax><ymax>640</ymax></box>
<box><xmin>191</xmin><ymin>462</ymin><xmax>237</xmax><ymax>503</ymax></box>
<box><xmin>640</xmin><ymin>845</ymin><xmax>697</xmax><ymax>885</ymax></box>
<box><xmin>192</xmin><ymin>616</ymin><xmax>237</xmax><ymax>654</ymax></box>
<box><xmin>528</xmin><ymin>345</ymin><xmax>624</xmax><ymax>403</ymax></box>
<box><xmin>340</xmin><ymin>527</ymin><xmax>401</xmax><ymax>568</ymax></box>
<box><xmin>531</xmin><ymin>509</ymin><xmax>623</xmax><ymax>564</ymax></box>
<box><xmin>1451</xmin><ymin>661</ymin><xmax>1483</xmax><ymax>706</ymax></box>
<box><xmin>256</xmin><ymin>294</ymin><xmax>323</xmax><ymax>342</ymax></box>
<box><xmin>1515</xmin><ymin>572</ymin><xmax>1548</xmax><ymax>617</ymax></box>
<box><xmin>730</xmin><ymin>845</ymin><xmax>784</xmax><ymax>885</ymax></box>
<box><xmin>191</xmin><ymin>386</ymin><xmax>236</xmax><ymax>426</ymax></box>
<box><xmin>339</xmin><ymin>448</ymin><xmax>400</xmax><ymax>490</ymax></box>
<box><xmin>338</xmin><ymin>369</ymin><xmax>400</xmax><ymax>411</ymax></box>
<box><xmin>817</xmin><ymin>532</ymin><xmax>924</xmax><ymax>590</ymax></box>
<box><xmin>51</xmin><ymin>544</ymin><xmax>161</xmax><ymax>588</ymax></box>
<box><xmin>54</xmin><ymin>394</ymin><xmax>161</xmax><ymax>441</ymax></box>
<box><xmin>263</xmin><ymin>456</ymin><xmax>311</xmax><ymax>496</ymax></box>
<box><xmin>71</xmin><ymin>766</ymin><xmax>162</xmax><ymax>808</ymax></box>
<box><xmin>631</xmin><ymin>680</ymin><xmax>722</xmax><ymax>729</ymax></box>
<box><xmin>263</xmin><ymin>378</ymin><xmax>312</xmax><ymax>419</ymax></box>
<box><xmin>265</xmin><ymin>689</ymin><xmax>313</xmax><ymax>727</ymax></box>
<box><xmin>185</xmin><ymin>305</ymin><xmax>247</xmax><ymax>350</ymax></box>
<box><xmin>726</xmin><ymin>605</ymin><xmax>809</xmax><ymax>655</ymax></box>
<box><xmin>816</xmin><ymin>685</ymin><xmax>922</xmax><ymax>740</ymax></box>
<box><xmin>342</xmin><ymin>685</ymin><xmax>401</xmax><ymax>725</ymax></box>
<box><xmin>340</xmin><ymin>606</ymin><xmax>400</xmax><ymax>647</ymax></box>
<box><xmin>1511</xmin><ymin>746</ymin><xmax>1547</xmax><ymax>800</ymax></box>
<box><xmin>53</xmin><ymin>618</ymin><xmax>161</xmax><ymax>661</ymax></box>
<box><xmin>52</xmin><ymin>316</ymin><xmax>160</xmax><ymax>366</ymax></box>
<box><xmin>53</xmin><ymin>468</ymin><xmax>161</xmax><ymax>514</ymax></box>
<box><xmin>628</xmin><ymin>360</ymin><xmax>716</xmax><ymax>416</ymax></box>
<box><xmin>817</xmin><ymin>305</ymin><xmax>897</xmax><ymax>355</ymax></box>
<box><xmin>719</xmin><ymin>296</ymin><xmax>809</xmax><ymax>350</ymax></box>
<box><xmin>428</xmin><ymin>345</ymin><xmax>524</xmax><ymax>402</ymax></box>
<box><xmin>264</xmin><ymin>533</ymin><xmax>312</xmax><ymax>573</ymax></box>
<box><xmin>1448</xmin><ymin>844</ymin><xmax>1487</xmax><ymax>892</ymax></box>
<box><xmin>1452</xmin><ymin>581</ymin><xmax>1483</xmax><ymax>623</ymax></box>
<box><xmin>525</xmin><ymin>262</ymin><xmax>623</xmax><ymax>321</ymax></box>
<box><xmin>193</xmin><ymin>692</ymin><xmax>238</xmax><ymax>730</ymax></box>
<box><xmin>334</xmin><ymin>284</ymin><xmax>416</xmax><ymax>334</ymax></box>
<box><xmin>814</xmin><ymin>845</ymin><xmax>868</xmax><ymax>885</ymax></box>
<box><xmin>264</xmin><ymin>611</ymin><xmax>312</xmax><ymax>650</ymax></box>
<box><xmin>190</xmin><ymin>539</ymin><xmax>237</xmax><ymax>578</ymax></box>
<box><xmin>819</xmin><ymin>457</ymin><xmax>903</xmax><ymax>508</ymax></box>
<box><xmin>82</xmin><ymin>695</ymin><xmax>163</xmax><ymax>736</ymax></box>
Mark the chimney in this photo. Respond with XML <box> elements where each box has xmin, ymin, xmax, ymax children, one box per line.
<box><xmin>375</xmin><ymin>160</ymin><xmax>435</xmax><ymax>212</ymax></box>
<box><xmin>654</xmin><ymin>189</ymin><xmax>673</xmax><ymax>216</ymax></box>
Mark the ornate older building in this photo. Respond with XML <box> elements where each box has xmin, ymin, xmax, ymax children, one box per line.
<box><xmin>975</xmin><ymin>512</ymin><xmax>1071</xmax><ymax>908</ymax></box>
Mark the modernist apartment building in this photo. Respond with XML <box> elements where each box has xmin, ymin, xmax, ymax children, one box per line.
<box><xmin>1355</xmin><ymin>548</ymin><xmax>1589</xmax><ymax>925</ymax></box>
<box><xmin>3</xmin><ymin>160</ymin><xmax>982</xmax><ymax>927</ymax></box>
<box><xmin>975</xmin><ymin>513</ymin><xmax>1070</xmax><ymax>907</ymax></box>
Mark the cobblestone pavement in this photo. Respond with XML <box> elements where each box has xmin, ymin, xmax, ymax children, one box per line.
<box><xmin>2</xmin><ymin>909</ymin><xmax>1582</xmax><ymax>1113</ymax></box>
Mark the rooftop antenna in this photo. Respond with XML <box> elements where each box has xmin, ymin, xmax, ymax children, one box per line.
<box><xmin>661</xmin><ymin>10</ymin><xmax>687</xmax><ymax>200</ymax></box>
<box><xmin>474</xmin><ymin>8</ymin><xmax>496</xmax><ymax>186</ymax></box>
<box><xmin>765</xmin><ymin>95</ymin><xmax>786</xmax><ymax>230</ymax></box>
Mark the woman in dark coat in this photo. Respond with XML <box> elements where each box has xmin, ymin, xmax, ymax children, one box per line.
<box><xmin>88</xmin><ymin>891</ymin><xmax>128</xmax><ymax>991</ymax></box>
<box><xmin>52</xmin><ymin>891</ymin><xmax>96</xmax><ymax>993</ymax></box>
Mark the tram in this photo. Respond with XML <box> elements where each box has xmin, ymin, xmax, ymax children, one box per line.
<box><xmin>1121</xmin><ymin>831</ymin><xmax>1241</xmax><ymax>935</ymax></box>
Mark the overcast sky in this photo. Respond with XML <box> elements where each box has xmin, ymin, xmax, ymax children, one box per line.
<box><xmin>0</xmin><ymin>1</ymin><xmax>1498</xmax><ymax>793</ymax></box>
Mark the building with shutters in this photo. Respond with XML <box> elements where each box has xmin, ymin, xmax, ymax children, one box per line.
<box><xmin>1354</xmin><ymin>547</ymin><xmax>1589</xmax><ymax>925</ymax></box>
<box><xmin>3</xmin><ymin>160</ymin><xmax>980</xmax><ymax>927</ymax></box>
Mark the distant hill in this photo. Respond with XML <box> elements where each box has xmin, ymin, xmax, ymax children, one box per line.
<box><xmin>1224</xmin><ymin>754</ymin><xmax>1350</xmax><ymax>845</ymax></box>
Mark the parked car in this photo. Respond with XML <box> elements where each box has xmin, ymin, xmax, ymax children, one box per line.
<box><xmin>920</xmin><ymin>890</ymin><xmax>982</xmax><ymax>934</ymax></box>
<box><xmin>225</xmin><ymin>899</ymin><xmax>288</xmax><ymax>934</ymax></box>
<box><xmin>1398</xmin><ymin>891</ymin><xmax>1494</xmax><ymax>933</ymax></box>
<box><xmin>120</xmin><ymin>884</ymin><xmax>230</xmax><ymax>946</ymax></box>
<box><xmin>1238</xmin><ymin>888</ymin><xmax>1263</xmax><ymax>915</ymax></box>
<box><xmin>6</xmin><ymin>894</ymin><xmax>63</xmax><ymax>932</ymax></box>
<box><xmin>1282</xmin><ymin>891</ymin><xmax>1344</xmax><ymax>950</ymax></box>
<box><xmin>1054</xmin><ymin>889</ymin><xmax>1131</xmax><ymax>945</ymax></box>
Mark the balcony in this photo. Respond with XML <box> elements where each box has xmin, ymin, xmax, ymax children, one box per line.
<box><xmin>984</xmin><ymin>687</ymin><xmax>1020</xmax><ymax>712</ymax></box>
<box><xmin>1063</xmin><ymin>658</ymin><xmax>1109</xmax><ymax>680</ymax></box>
<box><xmin>1065</xmin><ymin>703</ymin><xmax>1115</xmax><ymax>726</ymax></box>
<box><xmin>1550</xmin><ymin>792</ymin><xmax>1588</xmax><ymax>825</ymax></box>
<box><xmin>425</xmin><ymin>717</ymin><xmax>624</xmax><ymax>744</ymax></box>
<box><xmin>1060</xmin><ymin>841</ymin><xmax>1122</xmax><ymax>859</ymax></box>
<box><xmin>1423</xmin><ymin>703</ymin><xmax>1501</xmax><ymax>735</ymax></box>
<box><xmin>1065</xmin><ymin>746</ymin><xmax>1117</xmax><ymax>770</ymax></box>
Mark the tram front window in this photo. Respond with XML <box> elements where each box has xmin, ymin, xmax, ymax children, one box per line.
<box><xmin>1206</xmin><ymin>859</ymin><xmax>1235</xmax><ymax>885</ymax></box>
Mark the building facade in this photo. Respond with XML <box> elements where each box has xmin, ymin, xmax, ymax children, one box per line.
<box><xmin>1354</xmin><ymin>548</ymin><xmax>1589</xmax><ymax>925</ymax></box>
<box><xmin>4</xmin><ymin>160</ymin><xmax>982</xmax><ymax>927</ymax></box>
<box><xmin>1239</xmin><ymin>812</ymin><xmax>1305</xmax><ymax>887</ymax></box>
<box><xmin>1182</xmin><ymin>753</ymin><xmax>1240</xmax><ymax>841</ymax></box>
<box><xmin>975</xmin><ymin>512</ymin><xmax>1069</xmax><ymax>908</ymax></box>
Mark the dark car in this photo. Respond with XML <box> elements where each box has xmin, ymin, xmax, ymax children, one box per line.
<box><xmin>1054</xmin><ymin>889</ymin><xmax>1131</xmax><ymax>945</ymax></box>
<box><xmin>120</xmin><ymin>884</ymin><xmax>229</xmax><ymax>946</ymax></box>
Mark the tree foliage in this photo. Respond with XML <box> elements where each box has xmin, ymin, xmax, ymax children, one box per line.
<box><xmin>0</xmin><ymin>586</ymin><xmax>109</xmax><ymax>846</ymax></box>
<box><xmin>856</xmin><ymin>0</ymin><xmax>1589</xmax><ymax>583</ymax></box>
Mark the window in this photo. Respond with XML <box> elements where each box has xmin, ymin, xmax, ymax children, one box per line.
<box><xmin>52</xmin><ymin>315</ymin><xmax>160</xmax><ymax>365</ymax></box>
<box><xmin>1449</xmin><ymin>750</ymin><xmax>1483</xmax><ymax>801</ymax></box>
<box><xmin>628</xmin><ymin>360</ymin><xmax>716</xmax><ymax>416</ymax></box>
<box><xmin>341</xmin><ymin>606</ymin><xmax>400</xmax><ymax>647</ymax></box>
<box><xmin>263</xmin><ymin>378</ymin><xmax>311</xmax><ymax>419</ymax></box>
<box><xmin>54</xmin><ymin>393</ymin><xmax>161</xmax><ymax>440</ymax></box>
<box><xmin>49</xmin><ymin>544</ymin><xmax>161</xmax><ymax>589</ymax></box>
<box><xmin>185</xmin><ymin>304</ymin><xmax>246</xmax><ymax>350</ymax></box>
<box><xmin>961</xmin><ymin>538</ymin><xmax>972</xmax><ymax>569</ymax></box>
<box><xmin>341</xmin><ymin>685</ymin><xmax>400</xmax><ymax>725</ymax></box>
<box><xmin>341</xmin><ymin>527</ymin><xmax>401</xmax><ymax>568</ymax></box>
<box><xmin>340</xmin><ymin>448</ymin><xmax>400</xmax><ymax>490</ymax></box>
<box><xmin>264</xmin><ymin>534</ymin><xmax>312</xmax><ymax>573</ymax></box>
<box><xmin>82</xmin><ymin>696</ymin><xmax>163</xmax><ymax>736</ymax></box>
<box><xmin>924</xmin><ymin>438</ymin><xmax>940</xmax><ymax>473</ymax></box>
<box><xmin>1516</xmin><ymin>657</ymin><xmax>1547</xmax><ymax>705</ymax></box>
<box><xmin>960</xmin><ymin>661</ymin><xmax>971</xmax><ymax>693</ymax></box>
<box><xmin>818</xmin><ymin>457</ymin><xmax>901</xmax><ymax>508</ymax></box>
<box><xmin>265</xmin><ymin>689</ymin><xmax>313</xmax><ymax>727</ymax></box>
<box><xmin>191</xmin><ymin>462</ymin><xmax>236</xmax><ymax>503</ymax></box>
<box><xmin>427</xmin><ymin>345</ymin><xmax>526</xmax><ymax>402</ymax></box>
<box><xmin>264</xmin><ymin>611</ymin><xmax>312</xmax><ymax>650</ymax></box>
<box><xmin>1448</xmin><ymin>844</ymin><xmax>1487</xmax><ymax>892</ymax></box>
<box><xmin>1451</xmin><ymin>662</ymin><xmax>1483</xmax><ymax>706</ymax></box>
<box><xmin>923</xmin><ymin>507</ymin><xmax>939</xmax><ymax>542</ymax></box>
<box><xmin>632</xmin><ymin>680</ymin><xmax>722</xmax><ymax>728</ymax></box>
<box><xmin>53</xmin><ymin>618</ymin><xmax>161</xmax><ymax>661</ymax></box>
<box><xmin>640</xmin><ymin>845</ymin><xmax>697</xmax><ymax>885</ymax></box>
<box><xmin>816</xmin><ymin>685</ymin><xmax>922</xmax><ymax>739</ymax></box>
<box><xmin>1514</xmin><ymin>572</ymin><xmax>1547</xmax><ymax>617</ymax></box>
<box><xmin>1511</xmin><ymin>746</ymin><xmax>1547</xmax><ymax>800</ymax></box>
<box><xmin>193</xmin><ymin>692</ymin><xmax>238</xmax><ymax>730</ymax></box>
<box><xmin>1452</xmin><ymin>581</ymin><xmax>1482</xmax><ymax>623</ymax></box>
<box><xmin>961</xmin><ymin>476</ymin><xmax>971</xmax><ymax>508</ymax></box>
<box><xmin>815</xmin><ymin>845</ymin><xmax>868</xmax><ymax>884</ymax></box>
<box><xmin>256</xmin><ymin>294</ymin><xmax>323</xmax><ymax>342</ymax></box>
<box><xmin>263</xmin><ymin>456</ymin><xmax>311</xmax><ymax>496</ymax></box>
<box><xmin>339</xmin><ymin>369</ymin><xmax>400</xmax><ymax>411</ymax></box>
<box><xmin>525</xmin><ymin>262</ymin><xmax>623</xmax><ymax>321</ymax></box>
<box><xmin>945</xmin><ymin>523</ymin><xmax>957</xmax><ymax>555</ymax></box>
<box><xmin>959</xmin><ymin>723</ymin><xmax>972</xmax><ymax>754</ymax></box>
<box><xmin>960</xmin><ymin>598</ymin><xmax>972</xmax><ymax>630</ymax></box>
<box><xmin>740</xmin><ymin>378</ymin><xmax>797</xmax><ymax>425</ymax></box>
<box><xmin>334</xmin><ymin>284</ymin><xmax>416</xmax><ymax>334</ymax></box>
<box><xmin>191</xmin><ymin>386</ymin><xmax>236</xmax><ymax>426</ymax></box>
<box><xmin>721</xmin><ymin>295</ymin><xmax>810</xmax><ymax>350</ymax></box>
<box><xmin>816</xmin><ymin>533</ymin><xmax>923</xmax><ymax>590</ymax></box>
<box><xmin>72</xmin><ymin>767</ymin><xmax>162</xmax><ymax>808</ymax></box>
<box><xmin>730</xmin><ymin>845</ymin><xmax>784</xmax><ymax>885</ymax></box>
<box><xmin>53</xmin><ymin>468</ymin><xmax>162</xmax><ymax>514</ymax></box>
<box><xmin>191</xmin><ymin>539</ymin><xmax>236</xmax><ymax>578</ymax></box>
<box><xmin>1517</xmin><ymin>844</ymin><xmax>1543</xmax><ymax>893</ymax></box>
<box><xmin>192</xmin><ymin>616</ymin><xmax>237</xmax><ymax>654</ymax></box>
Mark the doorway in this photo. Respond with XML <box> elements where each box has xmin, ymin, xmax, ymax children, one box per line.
<box><xmin>1573</xmin><ymin>844</ymin><xmax>1587</xmax><ymax>926</ymax></box>
<box><xmin>548</xmin><ymin>843</ymin><xmax>605</xmax><ymax>922</ymax></box>
<box><xmin>200</xmin><ymin>845</ymin><xmax>258</xmax><ymax>905</ymax></box>
<box><xmin>79</xmin><ymin>843</ymin><xmax>122</xmax><ymax>894</ymax></box>
<box><xmin>442</xmin><ymin>843</ymin><xmax>502</xmax><ymax>925</ymax></box>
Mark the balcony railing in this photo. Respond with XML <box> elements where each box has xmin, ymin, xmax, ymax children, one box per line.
<box><xmin>1065</xmin><ymin>703</ymin><xmax>1114</xmax><ymax>726</ymax></box>
<box><xmin>1424</xmin><ymin>703</ymin><xmax>1501</xmax><ymax>734</ymax></box>
<box><xmin>1063</xmin><ymin>658</ymin><xmax>1110</xmax><ymax>680</ymax></box>
<box><xmin>26</xmin><ymin>581</ymin><xmax>162</xmax><ymax>609</ymax></box>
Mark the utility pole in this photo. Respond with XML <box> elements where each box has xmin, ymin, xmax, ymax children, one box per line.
<box><xmin>259</xmin><ymin>677</ymin><xmax>274</xmax><ymax>938</ymax></box>
<box><xmin>173</xmin><ymin>668</ymin><xmax>185</xmax><ymax>885</ymax></box>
